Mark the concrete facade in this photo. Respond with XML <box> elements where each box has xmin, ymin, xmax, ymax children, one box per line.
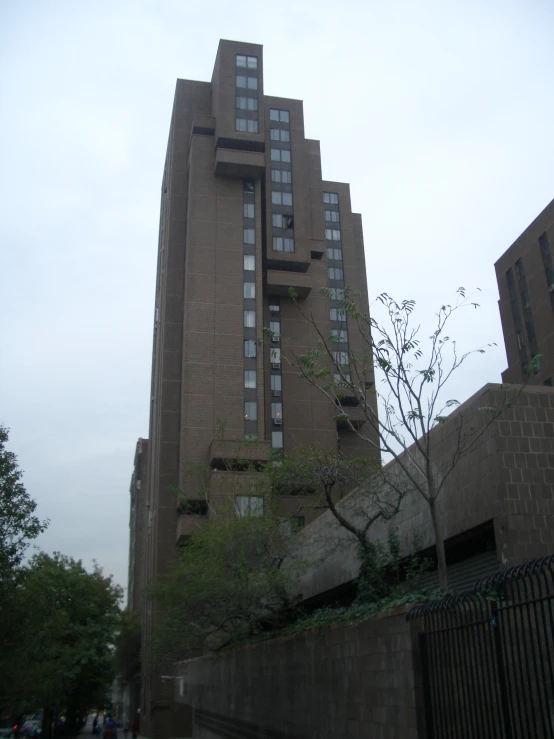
<box><xmin>290</xmin><ymin>384</ymin><xmax>554</xmax><ymax>603</ymax></box>
<box><xmin>137</xmin><ymin>39</ymin><xmax>378</xmax><ymax>739</ymax></box>
<box><xmin>495</xmin><ymin>198</ymin><xmax>554</xmax><ymax>385</ymax></box>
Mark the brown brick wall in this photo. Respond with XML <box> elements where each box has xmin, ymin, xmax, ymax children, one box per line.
<box><xmin>495</xmin><ymin>198</ymin><xmax>554</xmax><ymax>385</ymax></box>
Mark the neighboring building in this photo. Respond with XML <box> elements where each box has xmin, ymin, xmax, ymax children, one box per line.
<box><xmin>128</xmin><ymin>437</ymin><xmax>148</xmax><ymax>612</ymax></box>
<box><xmin>292</xmin><ymin>383</ymin><xmax>554</xmax><ymax>605</ymax></box>
<box><xmin>495</xmin><ymin>198</ymin><xmax>554</xmax><ymax>385</ymax></box>
<box><xmin>137</xmin><ymin>39</ymin><xmax>377</xmax><ymax>739</ymax></box>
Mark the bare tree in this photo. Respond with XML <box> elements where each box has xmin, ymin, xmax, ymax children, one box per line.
<box><xmin>281</xmin><ymin>287</ymin><xmax>530</xmax><ymax>590</ymax></box>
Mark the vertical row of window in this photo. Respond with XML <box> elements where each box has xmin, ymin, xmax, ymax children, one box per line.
<box><xmin>514</xmin><ymin>259</ymin><xmax>539</xmax><ymax>366</ymax></box>
<box><xmin>539</xmin><ymin>232</ymin><xmax>554</xmax><ymax>315</ymax></box>
<box><xmin>324</xmin><ymin>191</ymin><xmax>351</xmax><ymax>383</ymax></box>
<box><xmin>243</xmin><ymin>180</ymin><xmax>258</xmax><ymax>438</ymax></box>
<box><xmin>505</xmin><ymin>268</ymin><xmax>528</xmax><ymax>373</ymax></box>
<box><xmin>268</xmin><ymin>299</ymin><xmax>284</xmax><ymax>451</ymax></box>
<box><xmin>270</xmin><ymin>109</ymin><xmax>294</xmax><ymax>253</ymax></box>
<box><xmin>236</xmin><ymin>55</ymin><xmax>259</xmax><ymax>133</ymax></box>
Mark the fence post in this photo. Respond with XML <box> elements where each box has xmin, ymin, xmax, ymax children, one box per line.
<box><xmin>491</xmin><ymin>603</ymin><xmax>513</xmax><ymax>739</ymax></box>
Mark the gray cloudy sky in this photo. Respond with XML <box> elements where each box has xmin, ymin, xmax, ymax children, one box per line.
<box><xmin>1</xmin><ymin>0</ymin><xmax>553</xmax><ymax>594</ymax></box>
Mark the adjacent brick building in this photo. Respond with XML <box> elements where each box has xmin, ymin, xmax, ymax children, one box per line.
<box><xmin>135</xmin><ymin>39</ymin><xmax>378</xmax><ymax>739</ymax></box>
<box><xmin>495</xmin><ymin>198</ymin><xmax>554</xmax><ymax>385</ymax></box>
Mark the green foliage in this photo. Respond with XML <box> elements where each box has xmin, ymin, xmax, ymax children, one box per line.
<box><xmin>355</xmin><ymin>528</ymin><xmax>432</xmax><ymax>604</ymax></box>
<box><xmin>0</xmin><ymin>425</ymin><xmax>48</xmax><ymax>593</ymax></box>
<box><xmin>149</xmin><ymin>513</ymin><xmax>303</xmax><ymax>664</ymax></box>
<box><xmin>1</xmin><ymin>552</ymin><xmax>122</xmax><ymax>717</ymax></box>
<box><xmin>114</xmin><ymin>609</ymin><xmax>141</xmax><ymax>685</ymax></box>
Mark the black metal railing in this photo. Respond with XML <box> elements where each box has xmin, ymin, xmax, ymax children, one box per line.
<box><xmin>408</xmin><ymin>555</ymin><xmax>554</xmax><ymax>739</ymax></box>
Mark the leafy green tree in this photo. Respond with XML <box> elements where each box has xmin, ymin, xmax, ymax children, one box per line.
<box><xmin>0</xmin><ymin>425</ymin><xmax>47</xmax><ymax>593</ymax></box>
<box><xmin>150</xmin><ymin>509</ymin><xmax>304</xmax><ymax>664</ymax></box>
<box><xmin>285</xmin><ymin>287</ymin><xmax>527</xmax><ymax>590</ymax></box>
<box><xmin>2</xmin><ymin>553</ymin><xmax>122</xmax><ymax>736</ymax></box>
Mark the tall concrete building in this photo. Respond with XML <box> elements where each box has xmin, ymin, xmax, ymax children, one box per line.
<box><xmin>496</xmin><ymin>198</ymin><xmax>554</xmax><ymax>385</ymax></box>
<box><xmin>138</xmin><ymin>39</ymin><xmax>377</xmax><ymax>738</ymax></box>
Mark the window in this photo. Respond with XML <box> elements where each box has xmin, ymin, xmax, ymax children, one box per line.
<box><xmin>236</xmin><ymin>55</ymin><xmax>258</xmax><ymax>69</ymax></box>
<box><xmin>272</xmin><ymin>431</ymin><xmax>284</xmax><ymax>448</ymax></box>
<box><xmin>271</xmin><ymin>347</ymin><xmax>281</xmax><ymax>364</ymax></box>
<box><xmin>235</xmin><ymin>495</ymin><xmax>264</xmax><ymax>517</ymax></box>
<box><xmin>272</xmin><ymin>191</ymin><xmax>293</xmax><ymax>206</ymax></box>
<box><xmin>280</xmin><ymin>516</ymin><xmax>305</xmax><ymax>535</ymax></box>
<box><xmin>324</xmin><ymin>210</ymin><xmax>340</xmax><ymax>222</ymax></box>
<box><xmin>244</xmin><ymin>370</ymin><xmax>256</xmax><ymax>388</ymax></box>
<box><xmin>270</xmin><ymin>149</ymin><xmax>291</xmax><ymax>163</ymax></box>
<box><xmin>330</xmin><ymin>308</ymin><xmax>346</xmax><ymax>321</ymax></box>
<box><xmin>236</xmin><ymin>96</ymin><xmax>258</xmax><ymax>111</ymax></box>
<box><xmin>244</xmin><ymin>254</ymin><xmax>255</xmax><ymax>271</ymax></box>
<box><xmin>269</xmin><ymin>303</ymin><xmax>280</xmax><ymax>312</ymax></box>
<box><xmin>243</xmin><ymin>228</ymin><xmax>255</xmax><ymax>244</ymax></box>
<box><xmin>273</xmin><ymin>237</ymin><xmax>294</xmax><ymax>252</ymax></box>
<box><xmin>244</xmin><ymin>401</ymin><xmax>257</xmax><ymax>421</ymax></box>
<box><xmin>270</xmin><ymin>129</ymin><xmax>290</xmax><ymax>142</ymax></box>
<box><xmin>244</xmin><ymin>340</ymin><xmax>256</xmax><ymax>357</ymax></box>
<box><xmin>270</xmin><ymin>320</ymin><xmax>280</xmax><ymax>336</ymax></box>
<box><xmin>236</xmin><ymin>75</ymin><xmax>257</xmax><ymax>90</ymax></box>
<box><xmin>333</xmin><ymin>351</ymin><xmax>350</xmax><ymax>366</ymax></box>
<box><xmin>244</xmin><ymin>203</ymin><xmax>255</xmax><ymax>218</ymax></box>
<box><xmin>327</xmin><ymin>248</ymin><xmax>342</xmax><ymax>261</ymax></box>
<box><xmin>334</xmin><ymin>372</ymin><xmax>351</xmax><ymax>383</ymax></box>
<box><xmin>244</xmin><ymin>310</ymin><xmax>256</xmax><ymax>328</ymax></box>
<box><xmin>271</xmin><ymin>374</ymin><xmax>282</xmax><ymax>392</ymax></box>
<box><xmin>245</xmin><ymin>433</ymin><xmax>258</xmax><ymax>440</ymax></box>
<box><xmin>271</xmin><ymin>169</ymin><xmax>291</xmax><ymax>183</ymax></box>
<box><xmin>328</xmin><ymin>267</ymin><xmax>344</xmax><ymax>280</ymax></box>
<box><xmin>244</xmin><ymin>282</ymin><xmax>255</xmax><ymax>298</ymax></box>
<box><xmin>271</xmin><ymin>402</ymin><xmax>283</xmax><ymax>420</ymax></box>
<box><xmin>272</xmin><ymin>213</ymin><xmax>283</xmax><ymax>228</ymax></box>
<box><xmin>323</xmin><ymin>192</ymin><xmax>339</xmax><ymax>204</ymax></box>
<box><xmin>244</xmin><ymin>180</ymin><xmax>255</xmax><ymax>194</ymax></box>
<box><xmin>269</xmin><ymin>109</ymin><xmax>290</xmax><ymax>122</ymax></box>
<box><xmin>332</xmin><ymin>329</ymin><xmax>348</xmax><ymax>341</ymax></box>
<box><xmin>325</xmin><ymin>228</ymin><xmax>341</xmax><ymax>241</ymax></box>
<box><xmin>238</xmin><ymin>118</ymin><xmax>258</xmax><ymax>132</ymax></box>
<box><xmin>329</xmin><ymin>287</ymin><xmax>345</xmax><ymax>300</ymax></box>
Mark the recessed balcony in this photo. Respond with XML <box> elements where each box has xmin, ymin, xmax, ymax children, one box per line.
<box><xmin>210</xmin><ymin>438</ymin><xmax>271</xmax><ymax>467</ymax></box>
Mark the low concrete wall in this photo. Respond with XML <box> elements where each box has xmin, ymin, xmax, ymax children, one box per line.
<box><xmin>176</xmin><ymin>607</ymin><xmax>423</xmax><ymax>739</ymax></box>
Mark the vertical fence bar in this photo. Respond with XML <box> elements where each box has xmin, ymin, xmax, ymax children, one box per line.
<box><xmin>491</xmin><ymin>603</ymin><xmax>513</xmax><ymax>739</ymax></box>
<box><xmin>419</xmin><ymin>631</ymin><xmax>435</xmax><ymax>739</ymax></box>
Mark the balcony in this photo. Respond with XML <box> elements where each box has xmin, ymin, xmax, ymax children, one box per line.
<box><xmin>210</xmin><ymin>438</ymin><xmax>271</xmax><ymax>467</ymax></box>
<box><xmin>214</xmin><ymin>147</ymin><xmax>265</xmax><ymax>179</ymax></box>
<box><xmin>176</xmin><ymin>514</ymin><xmax>208</xmax><ymax>545</ymax></box>
<box><xmin>266</xmin><ymin>269</ymin><xmax>312</xmax><ymax>299</ymax></box>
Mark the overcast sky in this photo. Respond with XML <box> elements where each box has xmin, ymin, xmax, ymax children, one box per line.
<box><xmin>1</xmin><ymin>0</ymin><xmax>553</xmax><ymax>594</ymax></box>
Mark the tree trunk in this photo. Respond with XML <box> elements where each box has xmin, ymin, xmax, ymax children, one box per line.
<box><xmin>429</xmin><ymin>499</ymin><xmax>448</xmax><ymax>590</ymax></box>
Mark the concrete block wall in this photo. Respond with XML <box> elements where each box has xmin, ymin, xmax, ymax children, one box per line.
<box><xmin>176</xmin><ymin>607</ymin><xmax>421</xmax><ymax>739</ymax></box>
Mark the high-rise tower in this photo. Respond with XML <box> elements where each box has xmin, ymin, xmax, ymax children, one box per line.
<box><xmin>137</xmin><ymin>39</ymin><xmax>377</xmax><ymax>738</ymax></box>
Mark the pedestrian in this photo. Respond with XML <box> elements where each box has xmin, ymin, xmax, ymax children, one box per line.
<box><xmin>92</xmin><ymin>716</ymin><xmax>98</xmax><ymax>735</ymax></box>
<box><xmin>131</xmin><ymin>721</ymin><xmax>138</xmax><ymax>739</ymax></box>
<box><xmin>103</xmin><ymin>716</ymin><xmax>117</xmax><ymax>739</ymax></box>
<box><xmin>123</xmin><ymin>721</ymin><xmax>129</xmax><ymax>739</ymax></box>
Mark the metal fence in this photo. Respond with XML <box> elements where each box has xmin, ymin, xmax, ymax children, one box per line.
<box><xmin>408</xmin><ymin>555</ymin><xmax>554</xmax><ymax>739</ymax></box>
